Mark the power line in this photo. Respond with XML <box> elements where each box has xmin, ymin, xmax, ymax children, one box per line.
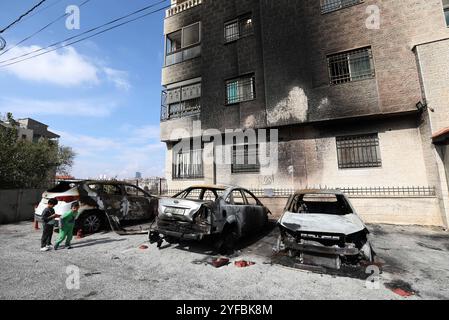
<box><xmin>0</xmin><ymin>0</ymin><xmax>49</xmax><ymax>34</ymax></box>
<box><xmin>0</xmin><ymin>0</ymin><xmax>92</xmax><ymax>57</ymax></box>
<box><xmin>0</xmin><ymin>3</ymin><xmax>169</xmax><ymax>68</ymax></box>
<box><xmin>0</xmin><ymin>0</ymin><xmax>168</xmax><ymax>65</ymax></box>
<box><xmin>14</xmin><ymin>0</ymin><xmax>67</xmax><ymax>26</ymax></box>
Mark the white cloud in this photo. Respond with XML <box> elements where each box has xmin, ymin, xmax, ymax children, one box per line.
<box><xmin>103</xmin><ymin>67</ymin><xmax>131</xmax><ymax>91</ymax></box>
<box><xmin>0</xmin><ymin>97</ymin><xmax>118</xmax><ymax>117</ymax></box>
<box><xmin>1</xmin><ymin>46</ymin><xmax>99</xmax><ymax>86</ymax></box>
<box><xmin>55</xmin><ymin>126</ymin><xmax>165</xmax><ymax>179</ymax></box>
<box><xmin>1</xmin><ymin>45</ymin><xmax>131</xmax><ymax>90</ymax></box>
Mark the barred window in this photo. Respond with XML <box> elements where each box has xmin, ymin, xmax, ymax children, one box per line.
<box><xmin>336</xmin><ymin>134</ymin><xmax>382</xmax><ymax>169</ymax></box>
<box><xmin>232</xmin><ymin>144</ymin><xmax>260</xmax><ymax>174</ymax></box>
<box><xmin>327</xmin><ymin>47</ymin><xmax>375</xmax><ymax>85</ymax></box>
<box><xmin>226</xmin><ymin>75</ymin><xmax>255</xmax><ymax>105</ymax></box>
<box><xmin>173</xmin><ymin>148</ymin><xmax>204</xmax><ymax>180</ymax></box>
<box><xmin>224</xmin><ymin>14</ymin><xmax>253</xmax><ymax>43</ymax></box>
<box><xmin>321</xmin><ymin>0</ymin><xmax>363</xmax><ymax>14</ymax></box>
<box><xmin>444</xmin><ymin>0</ymin><xmax>449</xmax><ymax>26</ymax></box>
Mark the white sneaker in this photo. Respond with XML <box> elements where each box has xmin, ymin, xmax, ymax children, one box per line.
<box><xmin>40</xmin><ymin>247</ymin><xmax>50</xmax><ymax>252</ymax></box>
<box><xmin>46</xmin><ymin>245</ymin><xmax>53</xmax><ymax>250</ymax></box>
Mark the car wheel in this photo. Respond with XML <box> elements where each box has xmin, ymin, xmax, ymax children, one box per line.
<box><xmin>219</xmin><ymin>227</ymin><xmax>238</xmax><ymax>254</ymax></box>
<box><xmin>80</xmin><ymin>212</ymin><xmax>103</xmax><ymax>234</ymax></box>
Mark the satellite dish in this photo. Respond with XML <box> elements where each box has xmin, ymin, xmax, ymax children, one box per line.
<box><xmin>0</xmin><ymin>36</ymin><xmax>5</xmax><ymax>51</ymax></box>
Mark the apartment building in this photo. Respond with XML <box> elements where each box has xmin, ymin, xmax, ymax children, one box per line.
<box><xmin>159</xmin><ymin>0</ymin><xmax>449</xmax><ymax>227</ymax></box>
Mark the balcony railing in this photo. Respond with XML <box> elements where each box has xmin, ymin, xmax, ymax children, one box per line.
<box><xmin>165</xmin><ymin>44</ymin><xmax>201</xmax><ymax>66</ymax></box>
<box><xmin>166</xmin><ymin>0</ymin><xmax>203</xmax><ymax>18</ymax></box>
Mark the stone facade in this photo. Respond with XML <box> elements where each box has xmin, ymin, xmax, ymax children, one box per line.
<box><xmin>159</xmin><ymin>0</ymin><xmax>449</xmax><ymax>227</ymax></box>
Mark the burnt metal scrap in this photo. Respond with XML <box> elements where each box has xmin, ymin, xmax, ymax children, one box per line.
<box><xmin>276</xmin><ymin>190</ymin><xmax>374</xmax><ymax>270</ymax></box>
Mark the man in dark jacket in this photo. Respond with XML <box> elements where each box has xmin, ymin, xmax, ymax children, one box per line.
<box><xmin>40</xmin><ymin>198</ymin><xmax>58</xmax><ymax>252</ymax></box>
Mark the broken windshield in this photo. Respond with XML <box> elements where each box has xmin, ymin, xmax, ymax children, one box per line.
<box><xmin>288</xmin><ymin>193</ymin><xmax>353</xmax><ymax>215</ymax></box>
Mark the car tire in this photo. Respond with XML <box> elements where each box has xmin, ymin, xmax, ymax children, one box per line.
<box><xmin>218</xmin><ymin>226</ymin><xmax>239</xmax><ymax>255</ymax></box>
<box><xmin>79</xmin><ymin>211</ymin><xmax>104</xmax><ymax>234</ymax></box>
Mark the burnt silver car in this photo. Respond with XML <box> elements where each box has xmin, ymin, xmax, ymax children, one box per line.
<box><xmin>150</xmin><ymin>185</ymin><xmax>269</xmax><ymax>252</ymax></box>
<box><xmin>276</xmin><ymin>190</ymin><xmax>374</xmax><ymax>270</ymax></box>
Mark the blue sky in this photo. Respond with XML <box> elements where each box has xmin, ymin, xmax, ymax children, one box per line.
<box><xmin>0</xmin><ymin>0</ymin><xmax>168</xmax><ymax>179</ymax></box>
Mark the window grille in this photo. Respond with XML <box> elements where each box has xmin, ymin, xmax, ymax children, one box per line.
<box><xmin>232</xmin><ymin>144</ymin><xmax>260</xmax><ymax>173</ymax></box>
<box><xmin>226</xmin><ymin>76</ymin><xmax>255</xmax><ymax>104</ymax></box>
<box><xmin>321</xmin><ymin>0</ymin><xmax>362</xmax><ymax>14</ymax></box>
<box><xmin>224</xmin><ymin>15</ymin><xmax>253</xmax><ymax>43</ymax></box>
<box><xmin>327</xmin><ymin>47</ymin><xmax>375</xmax><ymax>85</ymax></box>
<box><xmin>336</xmin><ymin>133</ymin><xmax>381</xmax><ymax>169</ymax></box>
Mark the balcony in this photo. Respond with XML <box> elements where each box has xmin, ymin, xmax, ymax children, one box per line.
<box><xmin>166</xmin><ymin>0</ymin><xmax>203</xmax><ymax>18</ymax></box>
<box><xmin>161</xmin><ymin>82</ymin><xmax>201</xmax><ymax>121</ymax></box>
<box><xmin>165</xmin><ymin>44</ymin><xmax>201</xmax><ymax>67</ymax></box>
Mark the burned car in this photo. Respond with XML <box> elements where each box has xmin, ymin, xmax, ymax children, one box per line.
<box><xmin>150</xmin><ymin>185</ymin><xmax>269</xmax><ymax>252</ymax></box>
<box><xmin>276</xmin><ymin>190</ymin><xmax>373</xmax><ymax>270</ymax></box>
<box><xmin>35</xmin><ymin>180</ymin><xmax>158</xmax><ymax>234</ymax></box>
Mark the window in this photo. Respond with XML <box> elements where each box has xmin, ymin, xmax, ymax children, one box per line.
<box><xmin>321</xmin><ymin>0</ymin><xmax>363</xmax><ymax>14</ymax></box>
<box><xmin>224</xmin><ymin>14</ymin><xmax>254</xmax><ymax>43</ymax></box>
<box><xmin>162</xmin><ymin>82</ymin><xmax>201</xmax><ymax>121</ymax></box>
<box><xmin>173</xmin><ymin>148</ymin><xmax>204</xmax><ymax>179</ymax></box>
<box><xmin>103</xmin><ymin>185</ymin><xmax>122</xmax><ymax>195</ymax></box>
<box><xmin>226</xmin><ymin>75</ymin><xmax>255</xmax><ymax>104</ymax></box>
<box><xmin>327</xmin><ymin>47</ymin><xmax>375</xmax><ymax>85</ymax></box>
<box><xmin>232</xmin><ymin>144</ymin><xmax>260</xmax><ymax>174</ymax></box>
<box><xmin>336</xmin><ymin>133</ymin><xmax>382</xmax><ymax>169</ymax></box>
<box><xmin>231</xmin><ymin>190</ymin><xmax>246</xmax><ymax>205</ymax></box>
<box><xmin>165</xmin><ymin>22</ymin><xmax>201</xmax><ymax>66</ymax></box>
<box><xmin>443</xmin><ymin>0</ymin><xmax>449</xmax><ymax>26</ymax></box>
<box><xmin>243</xmin><ymin>191</ymin><xmax>259</xmax><ymax>206</ymax></box>
<box><xmin>125</xmin><ymin>185</ymin><xmax>146</xmax><ymax>197</ymax></box>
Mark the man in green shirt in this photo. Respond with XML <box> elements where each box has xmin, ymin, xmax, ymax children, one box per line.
<box><xmin>54</xmin><ymin>202</ymin><xmax>79</xmax><ymax>250</ymax></box>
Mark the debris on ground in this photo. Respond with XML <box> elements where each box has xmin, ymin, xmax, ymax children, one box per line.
<box><xmin>234</xmin><ymin>260</ymin><xmax>256</xmax><ymax>268</ymax></box>
<box><xmin>139</xmin><ymin>245</ymin><xmax>149</xmax><ymax>250</ymax></box>
<box><xmin>384</xmin><ymin>280</ymin><xmax>417</xmax><ymax>297</ymax></box>
<box><xmin>211</xmin><ymin>257</ymin><xmax>230</xmax><ymax>268</ymax></box>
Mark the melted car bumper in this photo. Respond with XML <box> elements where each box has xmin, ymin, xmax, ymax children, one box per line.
<box><xmin>283</xmin><ymin>238</ymin><xmax>360</xmax><ymax>256</ymax></box>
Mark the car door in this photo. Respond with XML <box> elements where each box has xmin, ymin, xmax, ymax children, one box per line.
<box><xmin>123</xmin><ymin>185</ymin><xmax>155</xmax><ymax>221</ymax></box>
<box><xmin>243</xmin><ymin>190</ymin><xmax>266</xmax><ymax>231</ymax></box>
<box><xmin>99</xmin><ymin>184</ymin><xmax>127</xmax><ymax>219</ymax></box>
<box><xmin>226</xmin><ymin>189</ymin><xmax>254</xmax><ymax>236</ymax></box>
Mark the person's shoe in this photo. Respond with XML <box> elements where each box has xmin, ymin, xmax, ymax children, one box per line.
<box><xmin>46</xmin><ymin>245</ymin><xmax>53</xmax><ymax>250</ymax></box>
<box><xmin>54</xmin><ymin>244</ymin><xmax>60</xmax><ymax>251</ymax></box>
<box><xmin>66</xmin><ymin>245</ymin><xmax>73</xmax><ymax>250</ymax></box>
<box><xmin>40</xmin><ymin>247</ymin><xmax>50</xmax><ymax>252</ymax></box>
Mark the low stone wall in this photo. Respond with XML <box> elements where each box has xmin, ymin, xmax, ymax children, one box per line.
<box><xmin>0</xmin><ymin>189</ymin><xmax>45</xmax><ymax>224</ymax></box>
<box><xmin>258</xmin><ymin>196</ymin><xmax>444</xmax><ymax>227</ymax></box>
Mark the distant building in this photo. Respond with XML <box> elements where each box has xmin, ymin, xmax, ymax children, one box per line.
<box><xmin>17</xmin><ymin>118</ymin><xmax>60</xmax><ymax>142</ymax></box>
<box><xmin>0</xmin><ymin>117</ymin><xmax>59</xmax><ymax>142</ymax></box>
<box><xmin>135</xmin><ymin>172</ymin><xmax>142</xmax><ymax>179</ymax></box>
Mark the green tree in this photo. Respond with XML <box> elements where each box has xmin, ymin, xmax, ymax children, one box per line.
<box><xmin>0</xmin><ymin>113</ymin><xmax>76</xmax><ymax>189</ymax></box>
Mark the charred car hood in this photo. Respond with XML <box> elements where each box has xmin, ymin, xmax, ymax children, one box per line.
<box><xmin>279</xmin><ymin>212</ymin><xmax>366</xmax><ymax>235</ymax></box>
<box><xmin>158</xmin><ymin>198</ymin><xmax>212</xmax><ymax>222</ymax></box>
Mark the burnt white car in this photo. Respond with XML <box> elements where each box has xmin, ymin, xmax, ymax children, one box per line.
<box><xmin>277</xmin><ymin>190</ymin><xmax>373</xmax><ymax>269</ymax></box>
<box><xmin>150</xmin><ymin>185</ymin><xmax>269</xmax><ymax>252</ymax></box>
<box><xmin>35</xmin><ymin>180</ymin><xmax>158</xmax><ymax>234</ymax></box>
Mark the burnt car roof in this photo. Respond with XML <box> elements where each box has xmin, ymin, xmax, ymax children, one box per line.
<box><xmin>188</xmin><ymin>184</ymin><xmax>233</xmax><ymax>190</ymax></box>
<box><xmin>293</xmin><ymin>189</ymin><xmax>345</xmax><ymax>195</ymax></box>
<box><xmin>57</xmin><ymin>179</ymin><xmax>140</xmax><ymax>186</ymax></box>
